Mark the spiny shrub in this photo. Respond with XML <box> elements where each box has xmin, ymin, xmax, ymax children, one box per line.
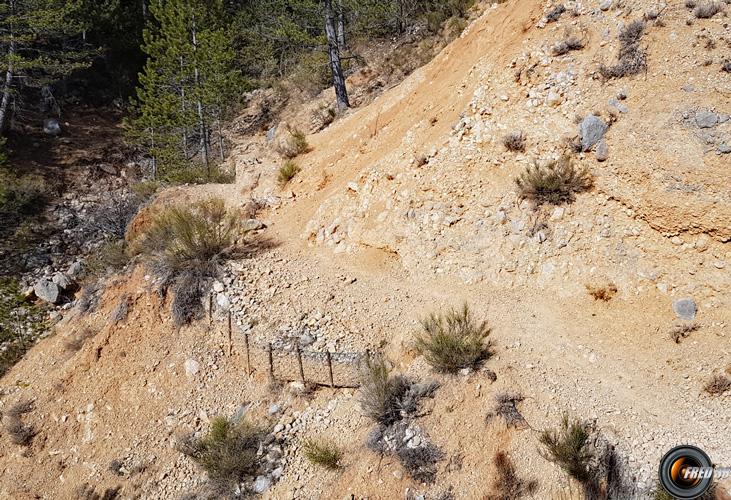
<box><xmin>277</xmin><ymin>160</ymin><xmax>301</xmax><ymax>187</ymax></box>
<box><xmin>76</xmin><ymin>483</ymin><xmax>121</xmax><ymax>500</ymax></box>
<box><xmin>415</xmin><ymin>304</ymin><xmax>492</xmax><ymax>373</ymax></box>
<box><xmin>178</xmin><ymin>416</ymin><xmax>265</xmax><ymax>488</ymax></box>
<box><xmin>545</xmin><ymin>4</ymin><xmax>566</xmax><ymax>22</ymax></box>
<box><xmin>703</xmin><ymin>374</ymin><xmax>731</xmax><ymax>396</ymax></box>
<box><xmin>488</xmin><ymin>392</ymin><xmax>527</xmax><ymax>429</ymax></box>
<box><xmin>552</xmin><ymin>36</ymin><xmax>586</xmax><ymax>56</ymax></box>
<box><xmin>600</xmin><ymin>20</ymin><xmax>647</xmax><ymax>79</ymax></box>
<box><xmin>302</xmin><ymin>438</ymin><xmax>342</xmax><ymax>469</ymax></box>
<box><xmin>396</xmin><ymin>442</ymin><xmax>444</xmax><ymax>484</ymax></box>
<box><xmin>3</xmin><ymin>399</ymin><xmax>36</xmax><ymax>446</ymax></box>
<box><xmin>539</xmin><ymin>415</ymin><xmax>594</xmax><ymax>485</ymax></box>
<box><xmin>87</xmin><ymin>195</ymin><xmax>141</xmax><ymax>240</ymax></box>
<box><xmin>491</xmin><ymin>451</ymin><xmax>538</xmax><ymax>499</ymax></box>
<box><xmin>516</xmin><ymin>155</ymin><xmax>593</xmax><ymax>205</ymax></box>
<box><xmin>503</xmin><ymin>132</ymin><xmax>526</xmax><ymax>152</ymax></box>
<box><xmin>359</xmin><ymin>355</ymin><xmax>410</xmax><ymax>425</ymax></box>
<box><xmin>694</xmin><ymin>1</ymin><xmax>724</xmax><ymax>18</ymax></box>
<box><xmin>135</xmin><ymin>198</ymin><xmax>240</xmax><ymax>326</ymax></box>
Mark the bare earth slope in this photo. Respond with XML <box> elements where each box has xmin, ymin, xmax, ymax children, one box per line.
<box><xmin>2</xmin><ymin>1</ymin><xmax>730</xmax><ymax>499</ymax></box>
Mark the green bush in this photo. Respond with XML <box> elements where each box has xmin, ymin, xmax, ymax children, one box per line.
<box><xmin>136</xmin><ymin>197</ymin><xmax>241</xmax><ymax>326</ymax></box>
<box><xmin>539</xmin><ymin>415</ymin><xmax>594</xmax><ymax>485</ymax></box>
<box><xmin>415</xmin><ymin>304</ymin><xmax>492</xmax><ymax>373</ymax></box>
<box><xmin>178</xmin><ymin>416</ymin><xmax>265</xmax><ymax>488</ymax></box>
<box><xmin>302</xmin><ymin>438</ymin><xmax>342</xmax><ymax>470</ymax></box>
<box><xmin>515</xmin><ymin>155</ymin><xmax>593</xmax><ymax>205</ymax></box>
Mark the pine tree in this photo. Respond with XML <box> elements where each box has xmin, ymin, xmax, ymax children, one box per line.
<box><xmin>128</xmin><ymin>0</ymin><xmax>241</xmax><ymax>181</ymax></box>
<box><xmin>0</xmin><ymin>0</ymin><xmax>91</xmax><ymax>132</ymax></box>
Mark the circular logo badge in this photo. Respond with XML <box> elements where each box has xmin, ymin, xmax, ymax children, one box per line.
<box><xmin>659</xmin><ymin>445</ymin><xmax>714</xmax><ymax>499</ymax></box>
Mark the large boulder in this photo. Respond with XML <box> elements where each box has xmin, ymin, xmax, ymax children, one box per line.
<box><xmin>579</xmin><ymin>115</ymin><xmax>608</xmax><ymax>152</ymax></box>
<box><xmin>34</xmin><ymin>279</ymin><xmax>60</xmax><ymax>304</ymax></box>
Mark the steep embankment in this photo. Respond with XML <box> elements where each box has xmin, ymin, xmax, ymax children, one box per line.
<box><xmin>1</xmin><ymin>1</ymin><xmax>730</xmax><ymax>499</ymax></box>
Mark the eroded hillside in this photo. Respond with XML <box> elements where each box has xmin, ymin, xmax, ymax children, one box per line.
<box><xmin>1</xmin><ymin>1</ymin><xmax>730</xmax><ymax>499</ymax></box>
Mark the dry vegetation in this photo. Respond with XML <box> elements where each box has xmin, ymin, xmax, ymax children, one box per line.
<box><xmin>669</xmin><ymin>323</ymin><xmax>699</xmax><ymax>343</ymax></box>
<box><xmin>600</xmin><ymin>20</ymin><xmax>647</xmax><ymax>79</ymax></box>
<box><xmin>277</xmin><ymin>128</ymin><xmax>310</xmax><ymax>158</ymax></box>
<box><xmin>703</xmin><ymin>374</ymin><xmax>731</xmax><ymax>396</ymax></box>
<box><xmin>415</xmin><ymin>304</ymin><xmax>492</xmax><ymax>373</ymax></box>
<box><xmin>586</xmin><ymin>282</ymin><xmax>618</xmax><ymax>301</ymax></box>
<box><xmin>693</xmin><ymin>1</ymin><xmax>725</xmax><ymax>18</ymax></box>
<box><xmin>3</xmin><ymin>399</ymin><xmax>36</xmax><ymax>446</ymax></box>
<box><xmin>516</xmin><ymin>155</ymin><xmax>593</xmax><ymax>205</ymax></box>
<box><xmin>487</xmin><ymin>392</ymin><xmax>527</xmax><ymax>429</ymax></box>
<box><xmin>358</xmin><ymin>355</ymin><xmax>411</xmax><ymax>425</ymax></box>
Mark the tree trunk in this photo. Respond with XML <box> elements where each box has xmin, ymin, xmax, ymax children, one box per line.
<box><xmin>0</xmin><ymin>0</ymin><xmax>16</xmax><ymax>134</ymax></box>
<box><xmin>324</xmin><ymin>0</ymin><xmax>349</xmax><ymax>111</ymax></box>
<box><xmin>336</xmin><ymin>0</ymin><xmax>346</xmax><ymax>51</ymax></box>
<box><xmin>191</xmin><ymin>16</ymin><xmax>210</xmax><ymax>178</ymax></box>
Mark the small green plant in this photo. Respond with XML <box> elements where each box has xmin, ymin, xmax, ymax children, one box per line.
<box><xmin>277</xmin><ymin>127</ymin><xmax>310</xmax><ymax>159</ymax></box>
<box><xmin>277</xmin><ymin>160</ymin><xmax>301</xmax><ymax>186</ymax></box>
<box><xmin>516</xmin><ymin>155</ymin><xmax>593</xmax><ymax>205</ymax></box>
<box><xmin>302</xmin><ymin>438</ymin><xmax>342</xmax><ymax>469</ymax></box>
<box><xmin>415</xmin><ymin>304</ymin><xmax>492</xmax><ymax>373</ymax></box>
<box><xmin>178</xmin><ymin>416</ymin><xmax>265</xmax><ymax>488</ymax></box>
<box><xmin>359</xmin><ymin>355</ymin><xmax>410</xmax><ymax>425</ymax></box>
<box><xmin>539</xmin><ymin>415</ymin><xmax>594</xmax><ymax>485</ymax></box>
<box><xmin>0</xmin><ymin>278</ymin><xmax>46</xmax><ymax>377</ymax></box>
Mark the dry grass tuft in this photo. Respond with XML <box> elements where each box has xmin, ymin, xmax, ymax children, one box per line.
<box><xmin>703</xmin><ymin>374</ymin><xmax>731</xmax><ymax>396</ymax></box>
<box><xmin>396</xmin><ymin>442</ymin><xmax>444</xmax><ymax>484</ymax></box>
<box><xmin>516</xmin><ymin>155</ymin><xmax>593</xmax><ymax>205</ymax></box>
<box><xmin>277</xmin><ymin>160</ymin><xmax>301</xmax><ymax>187</ymax></box>
<box><xmin>302</xmin><ymin>438</ymin><xmax>342</xmax><ymax>469</ymax></box>
<box><xmin>415</xmin><ymin>304</ymin><xmax>492</xmax><ymax>373</ymax></box>
<box><xmin>277</xmin><ymin>127</ymin><xmax>309</xmax><ymax>158</ymax></box>
<box><xmin>76</xmin><ymin>484</ymin><xmax>121</xmax><ymax>500</ymax></box>
<box><xmin>586</xmin><ymin>282</ymin><xmax>618</xmax><ymax>301</ymax></box>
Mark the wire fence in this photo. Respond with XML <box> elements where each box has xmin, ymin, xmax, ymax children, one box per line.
<box><xmin>207</xmin><ymin>301</ymin><xmax>367</xmax><ymax>389</ymax></box>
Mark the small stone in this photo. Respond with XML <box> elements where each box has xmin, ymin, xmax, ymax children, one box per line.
<box><xmin>243</xmin><ymin>219</ymin><xmax>267</xmax><ymax>231</ymax></box>
<box><xmin>595</xmin><ymin>139</ymin><xmax>609</xmax><ymax>162</ymax></box>
<box><xmin>52</xmin><ymin>272</ymin><xmax>72</xmax><ymax>290</ymax></box>
<box><xmin>216</xmin><ymin>293</ymin><xmax>230</xmax><ymax>310</ymax></box>
<box><xmin>268</xmin><ymin>404</ymin><xmax>282</xmax><ymax>415</ymax></box>
<box><xmin>672</xmin><ymin>298</ymin><xmax>697</xmax><ymax>321</ymax></box>
<box><xmin>184</xmin><ymin>359</ymin><xmax>200</xmax><ymax>378</ymax></box>
<box><xmin>695</xmin><ymin>111</ymin><xmax>718</xmax><ymax>129</ymax></box>
<box><xmin>546</xmin><ymin>91</ymin><xmax>562</xmax><ymax>107</ymax></box>
<box><xmin>599</xmin><ymin>0</ymin><xmax>612</xmax><ymax>10</ymax></box>
<box><xmin>67</xmin><ymin>261</ymin><xmax>83</xmax><ymax>278</ymax></box>
<box><xmin>580</xmin><ymin>115</ymin><xmax>608</xmax><ymax>152</ymax></box>
<box><xmin>718</xmin><ymin>144</ymin><xmax>730</xmax><ymax>154</ymax></box>
<box><xmin>34</xmin><ymin>279</ymin><xmax>60</xmax><ymax>304</ymax></box>
<box><xmin>252</xmin><ymin>476</ymin><xmax>272</xmax><ymax>494</ymax></box>
<box><xmin>713</xmin><ymin>261</ymin><xmax>726</xmax><ymax>269</ymax></box>
<box><xmin>43</xmin><ymin>118</ymin><xmax>61</xmax><ymax>136</ymax></box>
<box><xmin>212</xmin><ymin>281</ymin><xmax>224</xmax><ymax>293</ymax></box>
<box><xmin>550</xmin><ymin>206</ymin><xmax>565</xmax><ymax>221</ymax></box>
